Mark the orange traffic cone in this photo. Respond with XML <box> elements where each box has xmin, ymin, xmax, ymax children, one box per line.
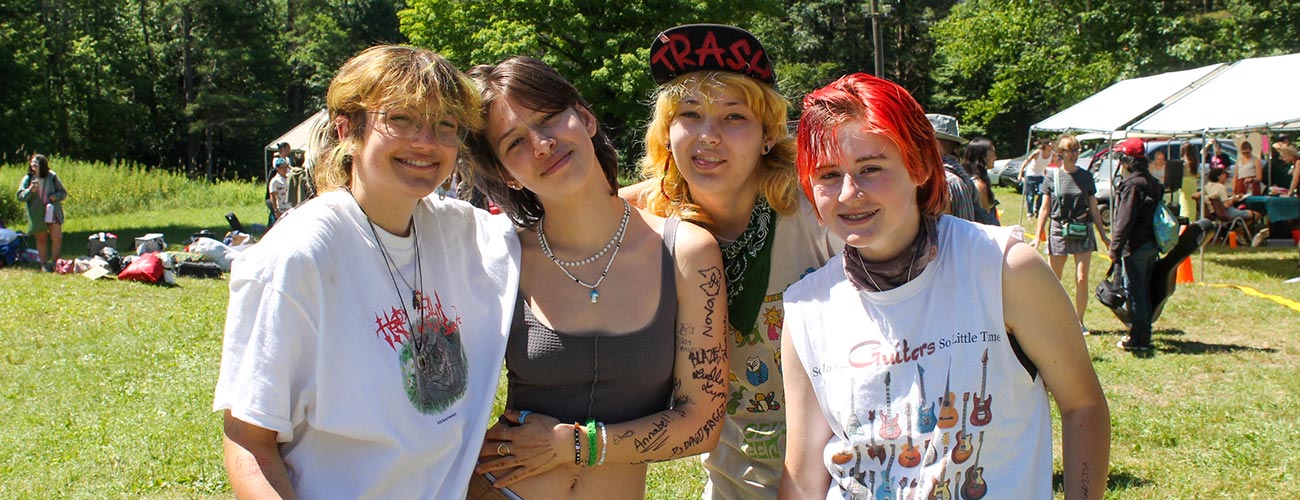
<box><xmin>1229</xmin><ymin>232</ymin><xmax>1239</xmax><ymax>248</ymax></box>
<box><xmin>1176</xmin><ymin>257</ymin><xmax>1194</xmax><ymax>284</ymax></box>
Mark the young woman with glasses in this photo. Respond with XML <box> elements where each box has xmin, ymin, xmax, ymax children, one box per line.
<box><xmin>1031</xmin><ymin>135</ymin><xmax>1110</xmax><ymax>335</ymax></box>
<box><xmin>215</xmin><ymin>45</ymin><xmax>521</xmax><ymax>498</ymax></box>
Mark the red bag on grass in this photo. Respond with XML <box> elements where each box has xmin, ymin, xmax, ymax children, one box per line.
<box><xmin>118</xmin><ymin>253</ymin><xmax>164</xmax><ymax>283</ymax></box>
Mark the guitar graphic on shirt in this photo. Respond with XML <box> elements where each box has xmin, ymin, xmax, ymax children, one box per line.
<box><xmin>899</xmin><ymin>406</ymin><xmax>922</xmax><ymax>468</ymax></box>
<box><xmin>923</xmin><ymin>437</ymin><xmax>938</xmax><ymax>467</ymax></box>
<box><xmin>866</xmin><ymin>410</ymin><xmax>886</xmax><ymax>464</ymax></box>
<box><xmin>875</xmin><ymin>444</ymin><xmax>897</xmax><ymax>500</ymax></box>
<box><xmin>846</xmin><ymin>376</ymin><xmax>862</xmax><ymax>437</ymax></box>
<box><xmin>929</xmin><ymin>434</ymin><xmax>953</xmax><ymax>500</ymax></box>
<box><xmin>916</xmin><ymin>365</ymin><xmax>938</xmax><ymax>433</ymax></box>
<box><xmin>951</xmin><ymin>392</ymin><xmax>974</xmax><ymax>464</ymax></box>
<box><xmin>960</xmin><ymin>431</ymin><xmax>988</xmax><ymax>500</ymax></box>
<box><xmin>834</xmin><ymin>380</ymin><xmax>860</xmax><ymax>467</ymax></box>
<box><xmin>937</xmin><ymin>358</ymin><xmax>958</xmax><ymax>429</ymax></box>
<box><xmin>970</xmin><ymin>349</ymin><xmax>993</xmax><ymax>427</ymax></box>
<box><xmin>879</xmin><ymin>372</ymin><xmax>902</xmax><ymax>440</ymax></box>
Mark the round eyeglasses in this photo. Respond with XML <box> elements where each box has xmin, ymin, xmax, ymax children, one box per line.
<box><xmin>370</xmin><ymin>109</ymin><xmax>465</xmax><ymax>146</ymax></box>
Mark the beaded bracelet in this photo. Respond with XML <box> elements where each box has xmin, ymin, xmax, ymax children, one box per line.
<box><xmin>585</xmin><ymin>419</ymin><xmax>598</xmax><ymax>467</ymax></box>
<box><xmin>573</xmin><ymin>422</ymin><xmax>583</xmax><ymax>466</ymax></box>
<box><xmin>597</xmin><ymin>422</ymin><xmax>608</xmax><ymax>466</ymax></box>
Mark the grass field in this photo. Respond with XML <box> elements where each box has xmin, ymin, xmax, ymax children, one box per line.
<box><xmin>1</xmin><ymin>168</ymin><xmax>1298</xmax><ymax>498</ymax></box>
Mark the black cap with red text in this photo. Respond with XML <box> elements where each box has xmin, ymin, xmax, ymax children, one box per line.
<box><xmin>649</xmin><ymin>24</ymin><xmax>776</xmax><ymax>88</ymax></box>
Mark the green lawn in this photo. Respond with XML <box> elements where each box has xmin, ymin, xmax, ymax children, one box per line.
<box><xmin>1</xmin><ymin>187</ymin><xmax>1298</xmax><ymax>498</ymax></box>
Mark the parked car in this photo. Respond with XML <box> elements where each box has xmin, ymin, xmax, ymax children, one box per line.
<box><xmin>990</xmin><ymin>154</ymin><xmax>1028</xmax><ymax>192</ymax></box>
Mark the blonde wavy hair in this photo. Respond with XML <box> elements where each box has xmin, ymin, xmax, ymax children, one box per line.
<box><xmin>314</xmin><ymin>45</ymin><xmax>482</xmax><ymax>193</ymax></box>
<box><xmin>637</xmin><ymin>71</ymin><xmax>798</xmax><ymax>229</ymax></box>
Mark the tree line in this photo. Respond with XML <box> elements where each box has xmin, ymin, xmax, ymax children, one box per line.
<box><xmin>3</xmin><ymin>0</ymin><xmax>1296</xmax><ymax>181</ymax></box>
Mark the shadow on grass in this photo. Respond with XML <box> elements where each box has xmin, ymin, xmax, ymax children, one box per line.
<box><xmin>1204</xmin><ymin>249</ymin><xmax>1300</xmax><ymax>281</ymax></box>
<box><xmin>1053</xmin><ymin>469</ymin><xmax>1151</xmax><ymax>492</ymax></box>
<box><xmin>1159</xmin><ymin>338</ymin><xmax>1277</xmax><ymax>355</ymax></box>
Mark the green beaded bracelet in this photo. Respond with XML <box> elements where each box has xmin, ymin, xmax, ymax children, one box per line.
<box><xmin>586</xmin><ymin>419</ymin><xmax>598</xmax><ymax>467</ymax></box>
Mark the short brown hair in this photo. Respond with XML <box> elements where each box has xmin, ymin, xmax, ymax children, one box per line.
<box><xmin>315</xmin><ymin>45</ymin><xmax>481</xmax><ymax>193</ymax></box>
<box><xmin>463</xmin><ymin>57</ymin><xmax>619</xmax><ymax>229</ymax></box>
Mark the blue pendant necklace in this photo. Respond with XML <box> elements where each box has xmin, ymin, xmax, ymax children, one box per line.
<box><xmin>537</xmin><ymin>199</ymin><xmax>631</xmax><ymax>304</ymax></box>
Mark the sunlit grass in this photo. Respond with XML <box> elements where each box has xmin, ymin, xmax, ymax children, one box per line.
<box><xmin>0</xmin><ymin>182</ymin><xmax>1296</xmax><ymax>498</ymax></box>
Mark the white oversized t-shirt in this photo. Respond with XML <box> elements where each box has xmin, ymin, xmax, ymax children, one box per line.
<box><xmin>785</xmin><ymin>217</ymin><xmax>1052</xmax><ymax>500</ymax></box>
<box><xmin>214</xmin><ymin>190</ymin><xmax>520</xmax><ymax>499</ymax></box>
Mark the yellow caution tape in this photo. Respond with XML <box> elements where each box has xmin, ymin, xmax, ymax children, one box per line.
<box><xmin>1203</xmin><ymin>283</ymin><xmax>1300</xmax><ymax>312</ymax></box>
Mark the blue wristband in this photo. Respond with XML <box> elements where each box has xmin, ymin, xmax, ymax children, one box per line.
<box><xmin>518</xmin><ymin>410</ymin><xmax>532</xmax><ymax>424</ymax></box>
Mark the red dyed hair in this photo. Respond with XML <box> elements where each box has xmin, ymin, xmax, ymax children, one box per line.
<box><xmin>796</xmin><ymin>73</ymin><xmax>948</xmax><ymax>218</ymax></box>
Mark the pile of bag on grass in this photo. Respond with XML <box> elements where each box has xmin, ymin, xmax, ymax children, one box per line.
<box><xmin>57</xmin><ymin>230</ymin><xmax>254</xmax><ymax>284</ymax></box>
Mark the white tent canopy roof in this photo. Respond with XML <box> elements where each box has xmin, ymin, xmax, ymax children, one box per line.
<box><xmin>1128</xmin><ymin>52</ymin><xmax>1300</xmax><ymax>135</ymax></box>
<box><xmin>1031</xmin><ymin>63</ymin><xmax>1225</xmax><ymax>133</ymax></box>
<box><xmin>266</xmin><ymin>109</ymin><xmax>329</xmax><ymax>154</ymax></box>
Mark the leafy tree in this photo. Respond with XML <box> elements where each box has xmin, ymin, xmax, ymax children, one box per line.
<box><xmin>400</xmin><ymin>0</ymin><xmax>772</xmax><ymax>171</ymax></box>
<box><xmin>932</xmin><ymin>0</ymin><xmax>1300</xmax><ymax>154</ymax></box>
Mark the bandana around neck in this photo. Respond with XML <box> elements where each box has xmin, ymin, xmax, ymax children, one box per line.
<box><xmin>844</xmin><ymin>216</ymin><xmax>940</xmax><ymax>293</ymax></box>
<box><xmin>721</xmin><ymin>197</ymin><xmax>775</xmax><ymax>334</ymax></box>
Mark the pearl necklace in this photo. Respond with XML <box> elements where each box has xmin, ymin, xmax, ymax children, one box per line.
<box><xmin>537</xmin><ymin>199</ymin><xmax>631</xmax><ymax>304</ymax></box>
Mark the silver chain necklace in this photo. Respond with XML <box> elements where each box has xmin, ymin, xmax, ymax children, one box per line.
<box><xmin>537</xmin><ymin>199</ymin><xmax>631</xmax><ymax>304</ymax></box>
<box><xmin>853</xmin><ymin>245</ymin><xmax>918</xmax><ymax>292</ymax></box>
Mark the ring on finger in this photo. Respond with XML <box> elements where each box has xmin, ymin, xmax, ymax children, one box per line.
<box><xmin>497</xmin><ymin>442</ymin><xmax>511</xmax><ymax>456</ymax></box>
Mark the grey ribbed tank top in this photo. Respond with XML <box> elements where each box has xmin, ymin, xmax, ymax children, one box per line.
<box><xmin>504</xmin><ymin>218</ymin><xmax>680</xmax><ymax>424</ymax></box>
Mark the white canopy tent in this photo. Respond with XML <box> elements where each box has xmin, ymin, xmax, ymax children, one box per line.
<box><xmin>1127</xmin><ymin>52</ymin><xmax>1300</xmax><ymax>135</ymax></box>
<box><xmin>1028</xmin><ymin>52</ymin><xmax>1300</xmax><ymax>281</ymax></box>
<box><xmin>263</xmin><ymin>109</ymin><xmax>329</xmax><ymax>179</ymax></box>
<box><xmin>1031</xmin><ymin>63</ymin><xmax>1226</xmax><ymax>135</ymax></box>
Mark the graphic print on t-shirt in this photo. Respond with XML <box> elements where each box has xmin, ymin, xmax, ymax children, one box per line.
<box><xmin>824</xmin><ymin>337</ymin><xmax>1006</xmax><ymax>499</ymax></box>
<box><xmin>373</xmin><ymin>290</ymin><xmax>467</xmax><ymax>414</ymax></box>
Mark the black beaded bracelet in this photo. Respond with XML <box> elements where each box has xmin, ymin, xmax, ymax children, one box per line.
<box><xmin>573</xmin><ymin>422</ymin><xmax>583</xmax><ymax>466</ymax></box>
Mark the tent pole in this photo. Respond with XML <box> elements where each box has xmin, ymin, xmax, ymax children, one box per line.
<box><xmin>1198</xmin><ymin>129</ymin><xmax>1209</xmax><ymax>282</ymax></box>
<box><xmin>1020</xmin><ymin>127</ymin><xmax>1037</xmax><ymax>228</ymax></box>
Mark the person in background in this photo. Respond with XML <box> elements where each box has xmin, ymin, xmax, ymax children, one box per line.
<box><xmin>1199</xmin><ymin>167</ymin><xmax>1261</xmax><ymax>227</ymax></box>
<box><xmin>1279</xmin><ymin>143</ymin><xmax>1300</xmax><ymax>196</ymax></box>
<box><xmin>1208</xmin><ymin>140</ymin><xmax>1233</xmax><ymax>172</ymax></box>
<box><xmin>1019</xmin><ymin>138</ymin><xmax>1053</xmax><ymax>218</ymax></box>
<box><xmin>267</xmin><ymin>156</ymin><xmax>291</xmax><ymax>225</ymax></box>
<box><xmin>929</xmin><ymin>113</ymin><xmax>981</xmax><ymax>223</ymax></box>
<box><xmin>1179</xmin><ymin>142</ymin><xmax>1202</xmax><ymax>219</ymax></box>
<box><xmin>1233</xmin><ymin>140</ymin><xmax>1261</xmax><ymax>196</ymax></box>
<box><xmin>622</xmin><ymin>23</ymin><xmax>839</xmax><ymax>500</ymax></box>
<box><xmin>215</xmin><ymin>44</ymin><xmax>521</xmax><ymax>499</ymax></box>
<box><xmin>276</xmin><ymin>142</ymin><xmax>297</xmax><ymax>168</ymax></box>
<box><xmin>16</xmin><ymin>153</ymin><xmax>68</xmax><ymax>272</ymax></box>
<box><xmin>1032</xmin><ymin>134</ymin><xmax>1110</xmax><ymax>336</ymax></box>
<box><xmin>1267</xmin><ymin>134</ymin><xmax>1292</xmax><ymax>189</ymax></box>
<box><xmin>279</xmin><ymin>142</ymin><xmax>317</xmax><ymax>208</ymax></box>
<box><xmin>780</xmin><ymin>72</ymin><xmax>1109</xmax><ymax>500</ymax></box>
<box><xmin>1108</xmin><ymin>139</ymin><xmax>1161</xmax><ymax>352</ymax></box>
<box><xmin>962</xmin><ymin>136</ymin><xmax>1000</xmax><ymax>225</ymax></box>
<box><xmin>1149</xmin><ymin>149</ymin><xmax>1168</xmax><ymax>185</ymax></box>
<box><xmin>462</xmin><ymin>55</ymin><xmax>726</xmax><ymax>500</ymax></box>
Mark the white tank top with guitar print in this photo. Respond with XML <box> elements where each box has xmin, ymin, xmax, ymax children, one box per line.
<box><xmin>784</xmin><ymin>216</ymin><xmax>1052</xmax><ymax>500</ymax></box>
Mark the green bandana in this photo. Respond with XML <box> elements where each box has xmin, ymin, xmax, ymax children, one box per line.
<box><xmin>721</xmin><ymin>197</ymin><xmax>775</xmax><ymax>335</ymax></box>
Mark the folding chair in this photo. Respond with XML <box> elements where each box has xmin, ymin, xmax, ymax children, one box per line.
<box><xmin>1207</xmin><ymin>197</ymin><xmax>1253</xmax><ymax>245</ymax></box>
